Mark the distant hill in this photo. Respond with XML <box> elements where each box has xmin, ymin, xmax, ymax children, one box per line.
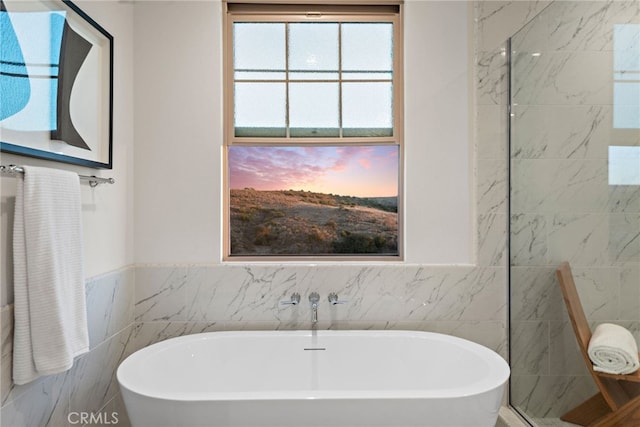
<box><xmin>229</xmin><ymin>189</ymin><xmax>398</xmax><ymax>256</ymax></box>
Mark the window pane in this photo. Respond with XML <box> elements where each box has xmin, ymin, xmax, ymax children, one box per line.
<box><xmin>342</xmin><ymin>71</ymin><xmax>392</xmax><ymax>81</ymax></box>
<box><xmin>234</xmin><ymin>23</ymin><xmax>285</xmax><ymax>74</ymax></box>
<box><xmin>289</xmin><ymin>83</ymin><xmax>339</xmax><ymax>137</ymax></box>
<box><xmin>342</xmin><ymin>23</ymin><xmax>393</xmax><ymax>73</ymax></box>
<box><xmin>235</xmin><ymin>71</ymin><xmax>286</xmax><ymax>81</ymax></box>
<box><xmin>228</xmin><ymin>145</ymin><xmax>399</xmax><ymax>256</ymax></box>
<box><xmin>609</xmin><ymin>146</ymin><xmax>640</xmax><ymax>185</ymax></box>
<box><xmin>234</xmin><ymin>82</ymin><xmax>286</xmax><ymax>137</ymax></box>
<box><xmin>288</xmin><ymin>71</ymin><xmax>339</xmax><ymax>81</ymax></box>
<box><xmin>342</xmin><ymin>82</ymin><xmax>393</xmax><ymax>136</ymax></box>
<box><xmin>614</xmin><ymin>82</ymin><xmax>640</xmax><ymax>129</ymax></box>
<box><xmin>289</xmin><ymin>23</ymin><xmax>339</xmax><ymax>77</ymax></box>
<box><xmin>614</xmin><ymin>24</ymin><xmax>640</xmax><ymax>72</ymax></box>
<box><xmin>614</xmin><ymin>25</ymin><xmax>640</xmax><ymax>130</ymax></box>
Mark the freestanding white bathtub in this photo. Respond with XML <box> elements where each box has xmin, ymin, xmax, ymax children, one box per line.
<box><xmin>117</xmin><ymin>330</ymin><xmax>509</xmax><ymax>427</ymax></box>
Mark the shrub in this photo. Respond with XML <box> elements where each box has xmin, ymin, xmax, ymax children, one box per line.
<box><xmin>374</xmin><ymin>235</ymin><xmax>387</xmax><ymax>249</ymax></box>
<box><xmin>331</xmin><ymin>233</ymin><xmax>377</xmax><ymax>253</ymax></box>
<box><xmin>254</xmin><ymin>225</ymin><xmax>275</xmax><ymax>245</ymax></box>
<box><xmin>307</xmin><ymin>228</ymin><xmax>325</xmax><ymax>242</ymax></box>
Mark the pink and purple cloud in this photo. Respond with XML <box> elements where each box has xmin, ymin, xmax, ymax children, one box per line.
<box><xmin>229</xmin><ymin>145</ymin><xmax>398</xmax><ymax>197</ymax></box>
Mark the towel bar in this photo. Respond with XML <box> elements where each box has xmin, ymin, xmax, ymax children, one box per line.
<box><xmin>0</xmin><ymin>164</ymin><xmax>114</xmax><ymax>187</ymax></box>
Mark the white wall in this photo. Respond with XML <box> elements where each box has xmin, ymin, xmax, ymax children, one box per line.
<box><xmin>0</xmin><ymin>0</ymin><xmax>135</xmax><ymax>305</ymax></box>
<box><xmin>404</xmin><ymin>0</ymin><xmax>473</xmax><ymax>264</ymax></box>
<box><xmin>133</xmin><ymin>0</ymin><xmax>473</xmax><ymax>265</ymax></box>
<box><xmin>134</xmin><ymin>0</ymin><xmax>223</xmax><ymax>264</ymax></box>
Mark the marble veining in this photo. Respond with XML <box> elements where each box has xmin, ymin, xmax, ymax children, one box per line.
<box><xmin>609</xmin><ymin>185</ymin><xmax>640</xmax><ymax>213</ymax></box>
<box><xmin>478</xmin><ymin>158</ymin><xmax>508</xmax><ymax>215</ymax></box>
<box><xmin>511</xmin><ymin>105</ymin><xmax>610</xmax><ymax>160</ymax></box>
<box><xmin>69</xmin><ymin>326</ymin><xmax>134</xmax><ymax>416</ymax></box>
<box><xmin>510</xmin><ymin>267</ymin><xmax>563</xmax><ymax>322</ymax></box>
<box><xmin>547</xmin><ymin>213</ymin><xmax>610</xmax><ymax>266</ymax></box>
<box><xmin>0</xmin><ymin>268</ymin><xmax>135</xmax><ymax>427</ymax></box>
<box><xmin>548</xmin><ymin>320</ymin><xmax>590</xmax><ymax>377</ymax></box>
<box><xmin>478</xmin><ymin>213</ymin><xmax>507</xmax><ymax>267</ymax></box>
<box><xmin>546</xmin><ymin>1</ymin><xmax>640</xmax><ymax>52</ymax></box>
<box><xmin>609</xmin><ymin>213</ymin><xmax>640</xmax><ymax>262</ymax></box>
<box><xmin>511</xmin><ymin>321</ymin><xmax>549</xmax><ymax>375</ymax></box>
<box><xmin>512</xmin><ymin>51</ymin><xmax>613</xmax><ymax>106</ymax></box>
<box><xmin>509</xmin><ymin>0</ymin><xmax>640</xmax><ymax>422</ymax></box>
<box><xmin>127</xmin><ymin>263</ymin><xmax>508</xmax><ymax>363</ymax></box>
<box><xmin>135</xmin><ymin>266</ymin><xmax>188</xmax><ymax>322</ymax></box>
<box><xmin>476</xmin><ymin>48</ymin><xmax>509</xmax><ymax>106</ymax></box>
<box><xmin>475</xmin><ymin>1</ymin><xmax>552</xmax><ymax>51</ymax></box>
<box><xmin>510</xmin><ymin>214</ymin><xmax>548</xmax><ymax>266</ymax></box>
<box><xmin>86</xmin><ymin>268</ymin><xmax>134</xmax><ymax>349</ymax></box>
<box><xmin>511</xmin><ymin>159</ymin><xmax>609</xmax><ymax>214</ymax></box>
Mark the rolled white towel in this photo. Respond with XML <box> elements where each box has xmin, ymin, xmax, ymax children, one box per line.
<box><xmin>588</xmin><ymin>323</ymin><xmax>639</xmax><ymax>375</ymax></box>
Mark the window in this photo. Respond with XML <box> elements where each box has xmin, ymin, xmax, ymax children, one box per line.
<box><xmin>223</xmin><ymin>1</ymin><xmax>403</xmax><ymax>260</ymax></box>
<box><xmin>613</xmin><ymin>24</ymin><xmax>640</xmax><ymax>130</ymax></box>
<box><xmin>609</xmin><ymin>24</ymin><xmax>640</xmax><ymax>186</ymax></box>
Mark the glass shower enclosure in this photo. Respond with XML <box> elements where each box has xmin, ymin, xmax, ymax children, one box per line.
<box><xmin>509</xmin><ymin>1</ymin><xmax>640</xmax><ymax>425</ymax></box>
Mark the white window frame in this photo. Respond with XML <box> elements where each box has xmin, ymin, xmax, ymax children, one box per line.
<box><xmin>223</xmin><ymin>0</ymin><xmax>404</xmax><ymax>261</ymax></box>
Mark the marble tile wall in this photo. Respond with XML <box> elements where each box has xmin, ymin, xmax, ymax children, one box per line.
<box><xmin>0</xmin><ymin>267</ymin><xmax>135</xmax><ymax>427</ymax></box>
<box><xmin>475</xmin><ymin>0</ymin><xmax>552</xmax><ymax>278</ymax></box>
<box><xmin>508</xmin><ymin>0</ymin><xmax>640</xmax><ymax>419</ymax></box>
<box><xmin>131</xmin><ymin>265</ymin><xmax>507</xmax><ymax>357</ymax></box>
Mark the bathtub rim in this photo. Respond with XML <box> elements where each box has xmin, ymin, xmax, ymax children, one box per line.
<box><xmin>117</xmin><ymin>329</ymin><xmax>510</xmax><ymax>402</ymax></box>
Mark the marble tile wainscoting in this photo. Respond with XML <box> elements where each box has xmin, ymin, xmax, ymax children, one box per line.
<box><xmin>0</xmin><ymin>268</ymin><xmax>135</xmax><ymax>427</ymax></box>
<box><xmin>132</xmin><ymin>264</ymin><xmax>507</xmax><ymax>357</ymax></box>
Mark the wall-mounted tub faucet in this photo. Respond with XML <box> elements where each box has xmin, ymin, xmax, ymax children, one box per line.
<box><xmin>309</xmin><ymin>292</ymin><xmax>320</xmax><ymax>323</ymax></box>
<box><xmin>328</xmin><ymin>292</ymin><xmax>348</xmax><ymax>305</ymax></box>
<box><xmin>280</xmin><ymin>293</ymin><xmax>300</xmax><ymax>306</ymax></box>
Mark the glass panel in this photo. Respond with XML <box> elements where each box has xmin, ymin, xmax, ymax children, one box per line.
<box><xmin>234</xmin><ymin>82</ymin><xmax>286</xmax><ymax>137</ymax></box>
<box><xmin>614</xmin><ymin>82</ymin><xmax>640</xmax><ymax>129</ymax></box>
<box><xmin>342</xmin><ymin>23</ymin><xmax>393</xmax><ymax>73</ymax></box>
<box><xmin>342</xmin><ymin>82</ymin><xmax>392</xmax><ymax>136</ymax></box>
<box><xmin>609</xmin><ymin>146</ymin><xmax>640</xmax><ymax>185</ymax></box>
<box><xmin>234</xmin><ymin>71</ymin><xmax>286</xmax><ymax>81</ymax></box>
<box><xmin>342</xmin><ymin>71</ymin><xmax>392</xmax><ymax>81</ymax></box>
<box><xmin>614</xmin><ymin>24</ymin><xmax>640</xmax><ymax>129</ymax></box>
<box><xmin>614</xmin><ymin>24</ymin><xmax>640</xmax><ymax>72</ymax></box>
<box><xmin>288</xmin><ymin>71</ymin><xmax>339</xmax><ymax>81</ymax></box>
<box><xmin>228</xmin><ymin>145</ymin><xmax>399</xmax><ymax>256</ymax></box>
<box><xmin>288</xmin><ymin>23</ymin><xmax>339</xmax><ymax>76</ymax></box>
<box><xmin>234</xmin><ymin>23</ymin><xmax>285</xmax><ymax>77</ymax></box>
<box><xmin>289</xmin><ymin>83</ymin><xmax>339</xmax><ymax>137</ymax></box>
<box><xmin>510</xmin><ymin>4</ymin><xmax>640</xmax><ymax>427</ymax></box>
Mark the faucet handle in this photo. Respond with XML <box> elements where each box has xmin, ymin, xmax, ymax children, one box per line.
<box><xmin>308</xmin><ymin>292</ymin><xmax>320</xmax><ymax>304</ymax></box>
<box><xmin>281</xmin><ymin>292</ymin><xmax>301</xmax><ymax>306</ymax></box>
<box><xmin>328</xmin><ymin>292</ymin><xmax>348</xmax><ymax>305</ymax></box>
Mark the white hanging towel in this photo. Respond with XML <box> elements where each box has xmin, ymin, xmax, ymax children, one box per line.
<box><xmin>13</xmin><ymin>166</ymin><xmax>89</xmax><ymax>385</ymax></box>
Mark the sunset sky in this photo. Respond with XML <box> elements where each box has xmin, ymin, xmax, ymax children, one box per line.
<box><xmin>228</xmin><ymin>145</ymin><xmax>399</xmax><ymax>198</ymax></box>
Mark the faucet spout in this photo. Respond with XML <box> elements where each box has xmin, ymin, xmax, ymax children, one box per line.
<box><xmin>309</xmin><ymin>292</ymin><xmax>320</xmax><ymax>324</ymax></box>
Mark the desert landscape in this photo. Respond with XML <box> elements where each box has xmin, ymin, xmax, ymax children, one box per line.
<box><xmin>229</xmin><ymin>188</ymin><xmax>398</xmax><ymax>256</ymax></box>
